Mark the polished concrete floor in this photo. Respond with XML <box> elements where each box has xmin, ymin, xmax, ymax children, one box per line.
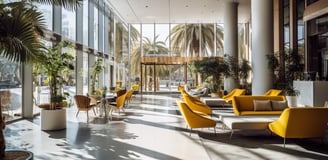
<box><xmin>5</xmin><ymin>94</ymin><xmax>328</xmax><ymax>160</ymax></box>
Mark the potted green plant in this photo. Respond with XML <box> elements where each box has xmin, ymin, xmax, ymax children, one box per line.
<box><xmin>267</xmin><ymin>48</ymin><xmax>304</xmax><ymax>107</ymax></box>
<box><xmin>225</xmin><ymin>55</ymin><xmax>252</xmax><ymax>94</ymax></box>
<box><xmin>191</xmin><ymin>57</ymin><xmax>230</xmax><ymax>97</ymax></box>
<box><xmin>89</xmin><ymin>59</ymin><xmax>104</xmax><ymax>96</ymax></box>
<box><xmin>284</xmin><ymin>84</ymin><xmax>300</xmax><ymax>107</ymax></box>
<box><xmin>34</xmin><ymin>41</ymin><xmax>74</xmax><ymax>130</ymax></box>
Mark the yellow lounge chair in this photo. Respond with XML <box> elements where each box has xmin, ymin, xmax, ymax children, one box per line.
<box><xmin>180</xmin><ymin>89</ymin><xmax>212</xmax><ymax>115</ymax></box>
<box><xmin>177</xmin><ymin>100</ymin><xmax>216</xmax><ymax>135</ymax></box>
<box><xmin>222</xmin><ymin>89</ymin><xmax>246</xmax><ymax>103</ymax></box>
<box><xmin>268</xmin><ymin>107</ymin><xmax>328</xmax><ymax>147</ymax></box>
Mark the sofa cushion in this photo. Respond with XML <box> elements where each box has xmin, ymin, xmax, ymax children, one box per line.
<box><xmin>271</xmin><ymin>100</ymin><xmax>288</xmax><ymax>111</ymax></box>
<box><xmin>254</xmin><ymin>100</ymin><xmax>272</xmax><ymax>111</ymax></box>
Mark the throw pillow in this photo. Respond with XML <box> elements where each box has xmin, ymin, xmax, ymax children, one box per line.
<box><xmin>271</xmin><ymin>100</ymin><xmax>288</xmax><ymax>111</ymax></box>
<box><xmin>253</xmin><ymin>100</ymin><xmax>272</xmax><ymax>111</ymax></box>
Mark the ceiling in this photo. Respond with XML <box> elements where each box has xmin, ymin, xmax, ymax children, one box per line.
<box><xmin>107</xmin><ymin>0</ymin><xmax>251</xmax><ymax>24</ymax></box>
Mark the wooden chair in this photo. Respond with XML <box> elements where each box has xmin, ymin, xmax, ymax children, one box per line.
<box><xmin>74</xmin><ymin>95</ymin><xmax>97</xmax><ymax>122</ymax></box>
<box><xmin>0</xmin><ymin>90</ymin><xmax>11</xmax><ymax>115</ymax></box>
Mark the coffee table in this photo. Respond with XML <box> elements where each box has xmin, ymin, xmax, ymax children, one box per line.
<box><xmin>220</xmin><ymin>115</ymin><xmax>279</xmax><ymax>138</ymax></box>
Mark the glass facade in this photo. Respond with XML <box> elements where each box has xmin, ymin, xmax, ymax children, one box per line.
<box><xmin>308</xmin><ymin>14</ymin><xmax>328</xmax><ymax>79</ymax></box>
<box><xmin>3</xmin><ymin>0</ymin><xmax>321</xmax><ymax>121</ymax></box>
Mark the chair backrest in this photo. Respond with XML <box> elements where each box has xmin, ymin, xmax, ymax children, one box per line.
<box><xmin>177</xmin><ymin>85</ymin><xmax>184</xmax><ymax>92</ymax></box>
<box><xmin>232</xmin><ymin>95</ymin><xmax>286</xmax><ymax>112</ymax></box>
<box><xmin>277</xmin><ymin>107</ymin><xmax>328</xmax><ymax>138</ymax></box>
<box><xmin>223</xmin><ymin>89</ymin><xmax>246</xmax><ymax>103</ymax></box>
<box><xmin>264</xmin><ymin>89</ymin><xmax>282</xmax><ymax>96</ymax></box>
<box><xmin>131</xmin><ymin>84</ymin><xmax>139</xmax><ymax>91</ymax></box>
<box><xmin>116</xmin><ymin>93</ymin><xmax>127</xmax><ymax>108</ymax></box>
<box><xmin>117</xmin><ymin>89</ymin><xmax>127</xmax><ymax>97</ymax></box>
<box><xmin>125</xmin><ymin>89</ymin><xmax>134</xmax><ymax>100</ymax></box>
<box><xmin>74</xmin><ymin>95</ymin><xmax>91</xmax><ymax>109</ymax></box>
<box><xmin>177</xmin><ymin>100</ymin><xmax>216</xmax><ymax>128</ymax></box>
<box><xmin>0</xmin><ymin>90</ymin><xmax>11</xmax><ymax>105</ymax></box>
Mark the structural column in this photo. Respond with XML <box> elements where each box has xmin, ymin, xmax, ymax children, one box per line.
<box><xmin>224</xmin><ymin>2</ymin><xmax>238</xmax><ymax>92</ymax></box>
<box><xmin>251</xmin><ymin>0</ymin><xmax>274</xmax><ymax>95</ymax></box>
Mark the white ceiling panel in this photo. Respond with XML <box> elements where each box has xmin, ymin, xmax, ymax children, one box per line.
<box><xmin>107</xmin><ymin>0</ymin><xmax>251</xmax><ymax>24</ymax></box>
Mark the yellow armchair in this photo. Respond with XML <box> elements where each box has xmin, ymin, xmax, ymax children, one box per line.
<box><xmin>181</xmin><ymin>90</ymin><xmax>212</xmax><ymax>115</ymax></box>
<box><xmin>263</xmin><ymin>89</ymin><xmax>282</xmax><ymax>96</ymax></box>
<box><xmin>131</xmin><ymin>84</ymin><xmax>139</xmax><ymax>91</ymax></box>
<box><xmin>176</xmin><ymin>100</ymin><xmax>216</xmax><ymax>135</ymax></box>
<box><xmin>125</xmin><ymin>89</ymin><xmax>134</xmax><ymax>104</ymax></box>
<box><xmin>268</xmin><ymin>107</ymin><xmax>328</xmax><ymax>147</ymax></box>
<box><xmin>222</xmin><ymin>89</ymin><xmax>246</xmax><ymax>103</ymax></box>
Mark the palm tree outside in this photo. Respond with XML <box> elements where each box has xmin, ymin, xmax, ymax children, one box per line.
<box><xmin>170</xmin><ymin>23</ymin><xmax>224</xmax><ymax>57</ymax></box>
<box><xmin>130</xmin><ymin>35</ymin><xmax>170</xmax><ymax>91</ymax></box>
<box><xmin>170</xmin><ymin>24</ymin><xmax>224</xmax><ymax>86</ymax></box>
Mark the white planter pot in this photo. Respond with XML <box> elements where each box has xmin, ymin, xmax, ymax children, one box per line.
<box><xmin>286</xmin><ymin>96</ymin><xmax>298</xmax><ymax>107</ymax></box>
<box><xmin>41</xmin><ymin>109</ymin><xmax>66</xmax><ymax>131</ymax></box>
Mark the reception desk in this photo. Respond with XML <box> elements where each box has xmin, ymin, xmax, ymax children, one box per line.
<box><xmin>293</xmin><ymin>81</ymin><xmax>328</xmax><ymax>106</ymax></box>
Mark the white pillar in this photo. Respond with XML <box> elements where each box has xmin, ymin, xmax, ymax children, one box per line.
<box><xmin>251</xmin><ymin>0</ymin><xmax>274</xmax><ymax>95</ymax></box>
<box><xmin>224</xmin><ymin>2</ymin><xmax>238</xmax><ymax>92</ymax></box>
<box><xmin>22</xmin><ymin>65</ymin><xmax>33</xmax><ymax>118</ymax></box>
<box><xmin>76</xmin><ymin>50</ymin><xmax>83</xmax><ymax>95</ymax></box>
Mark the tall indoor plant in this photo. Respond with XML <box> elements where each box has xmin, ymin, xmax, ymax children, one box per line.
<box><xmin>191</xmin><ymin>57</ymin><xmax>230</xmax><ymax>96</ymax></box>
<box><xmin>89</xmin><ymin>59</ymin><xmax>104</xmax><ymax>95</ymax></box>
<box><xmin>267</xmin><ymin>48</ymin><xmax>304</xmax><ymax>107</ymax></box>
<box><xmin>35</xmin><ymin>41</ymin><xmax>75</xmax><ymax>109</ymax></box>
<box><xmin>33</xmin><ymin>41</ymin><xmax>74</xmax><ymax>131</ymax></box>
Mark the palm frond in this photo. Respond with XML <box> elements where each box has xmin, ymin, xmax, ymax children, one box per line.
<box><xmin>0</xmin><ymin>2</ymin><xmax>46</xmax><ymax>63</ymax></box>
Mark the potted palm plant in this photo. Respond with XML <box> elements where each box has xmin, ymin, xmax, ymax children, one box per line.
<box><xmin>34</xmin><ymin>41</ymin><xmax>74</xmax><ymax>130</ymax></box>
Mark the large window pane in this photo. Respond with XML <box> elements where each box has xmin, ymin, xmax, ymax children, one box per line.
<box><xmin>83</xmin><ymin>51</ymin><xmax>89</xmax><ymax>95</ymax></box>
<box><xmin>83</xmin><ymin>0</ymin><xmax>89</xmax><ymax>45</ymax></box>
<box><xmin>0</xmin><ymin>57</ymin><xmax>22</xmax><ymax>122</ymax></box>
<box><xmin>155</xmin><ymin>24</ymin><xmax>170</xmax><ymax>53</ymax></box>
<box><xmin>94</xmin><ymin>4</ymin><xmax>98</xmax><ymax>50</ymax></box>
<box><xmin>216</xmin><ymin>24</ymin><xmax>224</xmax><ymax>56</ymax></box>
<box><xmin>62</xmin><ymin>8</ymin><xmax>76</xmax><ymax>40</ymax></box>
<box><xmin>36</xmin><ymin>3</ymin><xmax>53</xmax><ymax>30</ymax></box>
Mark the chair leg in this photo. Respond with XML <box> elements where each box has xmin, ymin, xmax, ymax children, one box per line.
<box><xmin>283</xmin><ymin>138</ymin><xmax>286</xmax><ymax>148</ymax></box>
<box><xmin>92</xmin><ymin>108</ymin><xmax>96</xmax><ymax>116</ymax></box>
<box><xmin>110</xmin><ymin>107</ymin><xmax>114</xmax><ymax>116</ymax></box>
<box><xmin>76</xmin><ymin>110</ymin><xmax>80</xmax><ymax>117</ymax></box>
<box><xmin>87</xmin><ymin>111</ymin><xmax>89</xmax><ymax>122</ymax></box>
<box><xmin>230</xmin><ymin>130</ymin><xmax>234</xmax><ymax>139</ymax></box>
